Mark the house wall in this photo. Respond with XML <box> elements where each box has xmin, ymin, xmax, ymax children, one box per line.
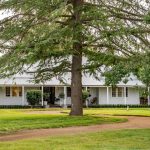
<box><xmin>55</xmin><ymin>87</ymin><xmax>71</xmax><ymax>105</ymax></box>
<box><xmin>0</xmin><ymin>86</ymin><xmax>140</xmax><ymax>106</ymax></box>
<box><xmin>0</xmin><ymin>86</ymin><xmax>41</xmax><ymax>106</ymax></box>
<box><xmin>127</xmin><ymin>87</ymin><xmax>140</xmax><ymax>104</ymax></box>
<box><xmin>98</xmin><ymin>87</ymin><xmax>107</xmax><ymax>104</ymax></box>
<box><xmin>0</xmin><ymin>87</ymin><xmax>23</xmax><ymax>105</ymax></box>
<box><xmin>98</xmin><ymin>87</ymin><xmax>140</xmax><ymax>105</ymax></box>
<box><xmin>55</xmin><ymin>87</ymin><xmax>64</xmax><ymax>105</ymax></box>
<box><xmin>88</xmin><ymin>87</ymin><xmax>99</xmax><ymax>104</ymax></box>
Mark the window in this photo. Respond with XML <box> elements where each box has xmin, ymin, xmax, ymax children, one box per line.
<box><xmin>12</xmin><ymin>87</ymin><xmax>22</xmax><ymax>97</ymax></box>
<box><xmin>19</xmin><ymin>87</ymin><xmax>22</xmax><ymax>97</ymax></box>
<box><xmin>118</xmin><ymin>87</ymin><xmax>123</xmax><ymax>97</ymax></box>
<box><xmin>67</xmin><ymin>87</ymin><xmax>71</xmax><ymax>97</ymax></box>
<box><xmin>6</xmin><ymin>87</ymin><xmax>10</xmax><ymax>97</ymax></box>
<box><xmin>112</xmin><ymin>87</ymin><xmax>116</xmax><ymax>97</ymax></box>
<box><xmin>126</xmin><ymin>87</ymin><xmax>128</xmax><ymax>97</ymax></box>
<box><xmin>112</xmin><ymin>87</ymin><xmax>123</xmax><ymax>97</ymax></box>
<box><xmin>12</xmin><ymin>87</ymin><xmax>18</xmax><ymax>97</ymax></box>
<box><xmin>5</xmin><ymin>86</ymin><xmax>23</xmax><ymax>97</ymax></box>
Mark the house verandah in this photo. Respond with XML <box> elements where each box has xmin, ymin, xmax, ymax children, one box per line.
<box><xmin>0</xmin><ymin>85</ymin><xmax>141</xmax><ymax>106</ymax></box>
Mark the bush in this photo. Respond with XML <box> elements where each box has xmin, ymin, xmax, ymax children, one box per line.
<box><xmin>26</xmin><ymin>90</ymin><xmax>41</xmax><ymax>106</ymax></box>
<box><xmin>82</xmin><ymin>90</ymin><xmax>89</xmax><ymax>103</ymax></box>
<box><xmin>0</xmin><ymin>105</ymin><xmax>32</xmax><ymax>109</ymax></box>
<box><xmin>88</xmin><ymin>104</ymin><xmax>150</xmax><ymax>108</ymax></box>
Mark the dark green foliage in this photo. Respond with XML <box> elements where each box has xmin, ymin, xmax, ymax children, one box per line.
<box><xmin>144</xmin><ymin>12</ymin><xmax>150</xmax><ymax>24</ymax></box>
<box><xmin>43</xmin><ymin>93</ymin><xmax>50</xmax><ymax>100</ymax></box>
<box><xmin>89</xmin><ymin>104</ymin><xmax>150</xmax><ymax>108</ymax></box>
<box><xmin>135</xmin><ymin>53</ymin><xmax>150</xmax><ymax>87</ymax></box>
<box><xmin>0</xmin><ymin>0</ymin><xmax>149</xmax><ymax>82</ymax></box>
<box><xmin>103</xmin><ymin>62</ymin><xmax>130</xmax><ymax>86</ymax></box>
<box><xmin>0</xmin><ymin>105</ymin><xmax>32</xmax><ymax>109</ymax></box>
<box><xmin>26</xmin><ymin>90</ymin><xmax>41</xmax><ymax>106</ymax></box>
<box><xmin>103</xmin><ymin>51</ymin><xmax>150</xmax><ymax>86</ymax></box>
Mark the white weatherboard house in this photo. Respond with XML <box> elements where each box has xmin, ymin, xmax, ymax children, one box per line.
<box><xmin>0</xmin><ymin>72</ymin><xmax>145</xmax><ymax>106</ymax></box>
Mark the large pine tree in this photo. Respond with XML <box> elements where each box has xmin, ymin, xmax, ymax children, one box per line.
<box><xmin>0</xmin><ymin>0</ymin><xmax>149</xmax><ymax>115</ymax></box>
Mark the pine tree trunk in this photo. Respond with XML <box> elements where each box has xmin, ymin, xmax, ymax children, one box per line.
<box><xmin>70</xmin><ymin>53</ymin><xmax>83</xmax><ymax>116</ymax></box>
<box><xmin>70</xmin><ymin>0</ymin><xmax>83</xmax><ymax>116</ymax></box>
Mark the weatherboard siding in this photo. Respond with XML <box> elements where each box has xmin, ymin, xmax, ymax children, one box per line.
<box><xmin>0</xmin><ymin>86</ymin><xmax>140</xmax><ymax>105</ymax></box>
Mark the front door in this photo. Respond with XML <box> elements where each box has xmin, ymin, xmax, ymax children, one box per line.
<box><xmin>44</xmin><ymin>87</ymin><xmax>55</xmax><ymax>104</ymax></box>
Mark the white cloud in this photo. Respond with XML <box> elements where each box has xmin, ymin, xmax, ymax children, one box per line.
<box><xmin>0</xmin><ymin>10</ymin><xmax>12</xmax><ymax>20</ymax></box>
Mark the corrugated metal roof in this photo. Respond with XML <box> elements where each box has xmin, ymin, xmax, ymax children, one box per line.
<box><xmin>0</xmin><ymin>72</ymin><xmax>144</xmax><ymax>87</ymax></box>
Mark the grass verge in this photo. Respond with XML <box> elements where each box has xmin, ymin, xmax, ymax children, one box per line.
<box><xmin>0</xmin><ymin>109</ymin><xmax>126</xmax><ymax>135</ymax></box>
<box><xmin>0</xmin><ymin>129</ymin><xmax>150</xmax><ymax>150</ymax></box>
<box><xmin>83</xmin><ymin>108</ymin><xmax>150</xmax><ymax>117</ymax></box>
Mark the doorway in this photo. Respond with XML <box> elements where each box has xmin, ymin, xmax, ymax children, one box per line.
<box><xmin>43</xmin><ymin>87</ymin><xmax>55</xmax><ymax>104</ymax></box>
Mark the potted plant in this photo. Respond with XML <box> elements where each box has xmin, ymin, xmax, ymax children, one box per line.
<box><xmin>43</xmin><ymin>93</ymin><xmax>50</xmax><ymax>107</ymax></box>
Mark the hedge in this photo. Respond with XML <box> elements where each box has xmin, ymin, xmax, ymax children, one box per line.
<box><xmin>0</xmin><ymin>105</ymin><xmax>43</xmax><ymax>109</ymax></box>
<box><xmin>88</xmin><ymin>104</ymin><xmax>150</xmax><ymax>108</ymax></box>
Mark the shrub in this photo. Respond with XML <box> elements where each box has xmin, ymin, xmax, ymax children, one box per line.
<box><xmin>88</xmin><ymin>104</ymin><xmax>150</xmax><ymax>108</ymax></box>
<box><xmin>26</xmin><ymin>90</ymin><xmax>41</xmax><ymax>106</ymax></box>
<box><xmin>82</xmin><ymin>90</ymin><xmax>89</xmax><ymax>103</ymax></box>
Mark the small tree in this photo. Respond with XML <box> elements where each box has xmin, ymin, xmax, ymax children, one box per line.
<box><xmin>26</xmin><ymin>90</ymin><xmax>41</xmax><ymax>106</ymax></box>
<box><xmin>82</xmin><ymin>90</ymin><xmax>89</xmax><ymax>103</ymax></box>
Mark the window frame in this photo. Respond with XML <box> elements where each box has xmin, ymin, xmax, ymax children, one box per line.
<box><xmin>6</xmin><ymin>86</ymin><xmax>22</xmax><ymax>97</ymax></box>
<box><xmin>19</xmin><ymin>87</ymin><xmax>22</xmax><ymax>97</ymax></box>
<box><xmin>126</xmin><ymin>87</ymin><xmax>128</xmax><ymax>97</ymax></box>
<box><xmin>112</xmin><ymin>87</ymin><xmax>117</xmax><ymax>97</ymax></box>
<box><xmin>6</xmin><ymin>87</ymin><xmax>11</xmax><ymax>97</ymax></box>
<box><xmin>118</xmin><ymin>87</ymin><xmax>123</xmax><ymax>97</ymax></box>
<box><xmin>111</xmin><ymin>87</ymin><xmax>124</xmax><ymax>98</ymax></box>
<box><xmin>12</xmin><ymin>87</ymin><xmax>18</xmax><ymax>97</ymax></box>
<box><xmin>67</xmin><ymin>87</ymin><xmax>71</xmax><ymax>97</ymax></box>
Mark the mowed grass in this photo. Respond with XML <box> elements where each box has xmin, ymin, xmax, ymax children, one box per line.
<box><xmin>23</xmin><ymin>107</ymin><xmax>150</xmax><ymax>117</ymax></box>
<box><xmin>83</xmin><ymin>108</ymin><xmax>150</xmax><ymax>116</ymax></box>
<box><xmin>0</xmin><ymin>108</ymin><xmax>149</xmax><ymax>135</ymax></box>
<box><xmin>0</xmin><ymin>109</ymin><xmax>126</xmax><ymax>135</ymax></box>
<box><xmin>0</xmin><ymin>129</ymin><xmax>150</xmax><ymax>150</ymax></box>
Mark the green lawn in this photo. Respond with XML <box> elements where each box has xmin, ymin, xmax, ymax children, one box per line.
<box><xmin>0</xmin><ymin>108</ymin><xmax>150</xmax><ymax>150</ymax></box>
<box><xmin>22</xmin><ymin>107</ymin><xmax>150</xmax><ymax>117</ymax></box>
<box><xmin>0</xmin><ymin>108</ymin><xmax>149</xmax><ymax>135</ymax></box>
<box><xmin>0</xmin><ymin>109</ymin><xmax>126</xmax><ymax>135</ymax></box>
<box><xmin>83</xmin><ymin>108</ymin><xmax>150</xmax><ymax>116</ymax></box>
<box><xmin>0</xmin><ymin>129</ymin><xmax>150</xmax><ymax>150</ymax></box>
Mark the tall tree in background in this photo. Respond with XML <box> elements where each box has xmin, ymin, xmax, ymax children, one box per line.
<box><xmin>0</xmin><ymin>0</ymin><xmax>149</xmax><ymax>115</ymax></box>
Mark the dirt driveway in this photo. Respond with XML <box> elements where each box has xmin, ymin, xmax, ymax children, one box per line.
<box><xmin>0</xmin><ymin>116</ymin><xmax>150</xmax><ymax>142</ymax></box>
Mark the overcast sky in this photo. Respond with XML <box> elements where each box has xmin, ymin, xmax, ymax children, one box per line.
<box><xmin>0</xmin><ymin>10</ymin><xmax>12</xmax><ymax>20</ymax></box>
